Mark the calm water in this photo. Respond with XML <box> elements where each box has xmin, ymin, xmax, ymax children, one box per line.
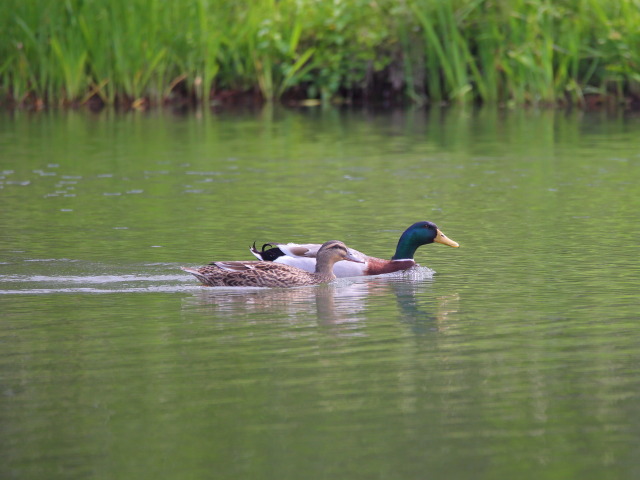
<box><xmin>1</xmin><ymin>107</ymin><xmax>639</xmax><ymax>479</ymax></box>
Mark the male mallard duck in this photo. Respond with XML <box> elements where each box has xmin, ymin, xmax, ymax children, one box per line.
<box><xmin>250</xmin><ymin>221</ymin><xmax>459</xmax><ymax>277</ymax></box>
<box><xmin>182</xmin><ymin>240</ymin><xmax>363</xmax><ymax>288</ymax></box>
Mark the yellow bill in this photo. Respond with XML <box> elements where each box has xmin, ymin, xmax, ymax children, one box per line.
<box><xmin>434</xmin><ymin>229</ymin><xmax>459</xmax><ymax>248</ymax></box>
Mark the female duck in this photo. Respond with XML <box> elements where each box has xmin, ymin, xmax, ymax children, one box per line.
<box><xmin>182</xmin><ymin>240</ymin><xmax>363</xmax><ymax>288</ymax></box>
<box><xmin>250</xmin><ymin>221</ymin><xmax>459</xmax><ymax>277</ymax></box>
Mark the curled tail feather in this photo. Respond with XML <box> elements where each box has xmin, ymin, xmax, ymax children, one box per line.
<box><xmin>249</xmin><ymin>242</ymin><xmax>284</xmax><ymax>261</ymax></box>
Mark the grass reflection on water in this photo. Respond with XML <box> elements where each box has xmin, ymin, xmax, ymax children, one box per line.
<box><xmin>1</xmin><ymin>108</ymin><xmax>640</xmax><ymax>479</ymax></box>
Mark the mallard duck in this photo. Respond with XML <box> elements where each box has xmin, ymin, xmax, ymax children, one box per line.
<box><xmin>181</xmin><ymin>240</ymin><xmax>363</xmax><ymax>288</ymax></box>
<box><xmin>250</xmin><ymin>221</ymin><xmax>459</xmax><ymax>277</ymax></box>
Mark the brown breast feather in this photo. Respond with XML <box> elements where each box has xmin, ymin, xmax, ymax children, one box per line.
<box><xmin>365</xmin><ymin>258</ymin><xmax>416</xmax><ymax>275</ymax></box>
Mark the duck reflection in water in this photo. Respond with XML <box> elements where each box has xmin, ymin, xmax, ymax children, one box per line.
<box><xmin>182</xmin><ymin>267</ymin><xmax>459</xmax><ymax>333</ymax></box>
<box><xmin>388</xmin><ymin>278</ymin><xmax>460</xmax><ymax>334</ymax></box>
<box><xmin>183</xmin><ymin>281</ymin><xmax>370</xmax><ymax>327</ymax></box>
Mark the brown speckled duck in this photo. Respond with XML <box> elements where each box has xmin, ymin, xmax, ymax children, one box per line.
<box><xmin>181</xmin><ymin>240</ymin><xmax>363</xmax><ymax>288</ymax></box>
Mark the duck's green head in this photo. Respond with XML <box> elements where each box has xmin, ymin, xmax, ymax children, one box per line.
<box><xmin>392</xmin><ymin>221</ymin><xmax>459</xmax><ymax>260</ymax></box>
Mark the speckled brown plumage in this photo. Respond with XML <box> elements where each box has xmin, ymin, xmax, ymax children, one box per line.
<box><xmin>182</xmin><ymin>240</ymin><xmax>363</xmax><ymax>288</ymax></box>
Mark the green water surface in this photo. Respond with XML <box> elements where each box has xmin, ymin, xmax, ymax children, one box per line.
<box><xmin>1</xmin><ymin>107</ymin><xmax>639</xmax><ymax>480</ymax></box>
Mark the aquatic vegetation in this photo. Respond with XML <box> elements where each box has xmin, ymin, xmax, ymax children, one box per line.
<box><xmin>1</xmin><ymin>0</ymin><xmax>638</xmax><ymax>108</ymax></box>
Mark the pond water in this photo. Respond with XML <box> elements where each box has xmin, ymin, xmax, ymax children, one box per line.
<box><xmin>1</xmin><ymin>107</ymin><xmax>639</xmax><ymax>479</ymax></box>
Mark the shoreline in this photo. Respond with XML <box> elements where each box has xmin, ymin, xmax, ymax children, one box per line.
<box><xmin>3</xmin><ymin>88</ymin><xmax>639</xmax><ymax>113</ymax></box>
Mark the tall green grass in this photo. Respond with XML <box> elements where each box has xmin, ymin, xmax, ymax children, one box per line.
<box><xmin>1</xmin><ymin>0</ymin><xmax>639</xmax><ymax>107</ymax></box>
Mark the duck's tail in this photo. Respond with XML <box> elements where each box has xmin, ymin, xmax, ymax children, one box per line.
<box><xmin>180</xmin><ymin>266</ymin><xmax>210</xmax><ymax>286</ymax></box>
<box><xmin>249</xmin><ymin>242</ymin><xmax>282</xmax><ymax>261</ymax></box>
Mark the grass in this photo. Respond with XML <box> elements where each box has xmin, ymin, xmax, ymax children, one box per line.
<box><xmin>1</xmin><ymin>0</ymin><xmax>639</xmax><ymax>108</ymax></box>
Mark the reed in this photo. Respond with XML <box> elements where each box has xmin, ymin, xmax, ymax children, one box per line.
<box><xmin>1</xmin><ymin>0</ymin><xmax>638</xmax><ymax>108</ymax></box>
